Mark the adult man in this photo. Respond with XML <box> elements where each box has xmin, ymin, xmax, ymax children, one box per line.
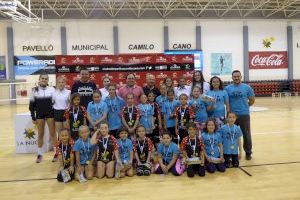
<box><xmin>71</xmin><ymin>69</ymin><xmax>97</xmax><ymax>108</ymax></box>
<box><xmin>143</xmin><ymin>74</ymin><xmax>161</xmax><ymax>97</ymax></box>
<box><xmin>225</xmin><ymin>70</ymin><xmax>255</xmax><ymax>160</ymax></box>
<box><xmin>117</xmin><ymin>73</ymin><xmax>144</xmax><ymax>104</ymax></box>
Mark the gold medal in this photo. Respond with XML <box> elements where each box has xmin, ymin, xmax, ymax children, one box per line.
<box><xmin>128</xmin><ymin>120</ymin><xmax>133</xmax><ymax>126</ymax></box>
<box><xmin>140</xmin><ymin>152</ymin><xmax>146</xmax><ymax>161</ymax></box>
<box><xmin>73</xmin><ymin>120</ymin><xmax>79</xmax><ymax>128</ymax></box>
<box><xmin>102</xmin><ymin>151</ymin><xmax>109</xmax><ymax>161</ymax></box>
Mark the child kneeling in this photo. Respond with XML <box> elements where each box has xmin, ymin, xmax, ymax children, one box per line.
<box><xmin>74</xmin><ymin>125</ymin><xmax>96</xmax><ymax>183</ymax></box>
<box><xmin>117</xmin><ymin>128</ymin><xmax>134</xmax><ymax>178</ymax></box>
<box><xmin>56</xmin><ymin>129</ymin><xmax>75</xmax><ymax>182</ymax></box>
<box><xmin>155</xmin><ymin>131</ymin><xmax>181</xmax><ymax>176</ymax></box>
<box><xmin>181</xmin><ymin>122</ymin><xmax>205</xmax><ymax>177</ymax></box>
<box><xmin>134</xmin><ymin>125</ymin><xmax>154</xmax><ymax>176</ymax></box>
<box><xmin>91</xmin><ymin>121</ymin><xmax>121</xmax><ymax>179</ymax></box>
<box><xmin>202</xmin><ymin>119</ymin><xmax>226</xmax><ymax>173</ymax></box>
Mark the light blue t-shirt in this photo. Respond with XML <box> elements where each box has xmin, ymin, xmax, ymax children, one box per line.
<box><xmin>207</xmin><ymin>90</ymin><xmax>229</xmax><ymax>118</ymax></box>
<box><xmin>161</xmin><ymin>99</ymin><xmax>181</xmax><ymax>128</ymax></box>
<box><xmin>87</xmin><ymin>101</ymin><xmax>108</xmax><ymax>128</ymax></box>
<box><xmin>219</xmin><ymin>124</ymin><xmax>243</xmax><ymax>155</ymax></box>
<box><xmin>137</xmin><ymin>103</ymin><xmax>154</xmax><ymax>132</ymax></box>
<box><xmin>202</xmin><ymin>132</ymin><xmax>222</xmax><ymax>158</ymax></box>
<box><xmin>156</xmin><ymin>95</ymin><xmax>167</xmax><ymax>108</ymax></box>
<box><xmin>188</xmin><ymin>97</ymin><xmax>209</xmax><ymax>123</ymax></box>
<box><xmin>117</xmin><ymin>138</ymin><xmax>133</xmax><ymax>163</ymax></box>
<box><xmin>73</xmin><ymin>138</ymin><xmax>96</xmax><ymax>165</ymax></box>
<box><xmin>225</xmin><ymin>83</ymin><xmax>255</xmax><ymax>115</ymax></box>
<box><xmin>157</xmin><ymin>142</ymin><xmax>179</xmax><ymax>164</ymax></box>
<box><xmin>104</xmin><ymin>96</ymin><xmax>125</xmax><ymax>130</ymax></box>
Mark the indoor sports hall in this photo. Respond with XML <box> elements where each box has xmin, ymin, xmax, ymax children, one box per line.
<box><xmin>0</xmin><ymin>1</ymin><xmax>299</xmax><ymax>200</ymax></box>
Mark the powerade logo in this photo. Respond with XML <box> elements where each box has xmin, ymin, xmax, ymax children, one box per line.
<box><xmin>17</xmin><ymin>59</ymin><xmax>55</xmax><ymax>65</ymax></box>
<box><xmin>14</xmin><ymin>56</ymin><xmax>56</xmax><ymax>75</ymax></box>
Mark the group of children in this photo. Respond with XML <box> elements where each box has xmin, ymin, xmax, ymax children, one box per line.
<box><xmin>57</xmin><ymin>82</ymin><xmax>243</xmax><ymax>183</ymax></box>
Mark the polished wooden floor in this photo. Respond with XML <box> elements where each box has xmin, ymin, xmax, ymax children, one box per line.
<box><xmin>0</xmin><ymin>97</ymin><xmax>300</xmax><ymax>200</ymax></box>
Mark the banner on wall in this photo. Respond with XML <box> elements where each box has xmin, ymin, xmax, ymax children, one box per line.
<box><xmin>55</xmin><ymin>54</ymin><xmax>194</xmax><ymax>88</ymax></box>
<box><xmin>249</xmin><ymin>51</ymin><xmax>288</xmax><ymax>69</ymax></box>
<box><xmin>14</xmin><ymin>56</ymin><xmax>56</xmax><ymax>76</ymax></box>
<box><xmin>211</xmin><ymin>53</ymin><xmax>232</xmax><ymax>75</ymax></box>
<box><xmin>0</xmin><ymin>56</ymin><xmax>6</xmax><ymax>80</ymax></box>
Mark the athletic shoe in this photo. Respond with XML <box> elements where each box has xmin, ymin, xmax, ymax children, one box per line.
<box><xmin>245</xmin><ymin>154</ymin><xmax>252</xmax><ymax>160</ymax></box>
<box><xmin>52</xmin><ymin>154</ymin><xmax>58</xmax><ymax>162</ymax></box>
<box><xmin>36</xmin><ymin>155</ymin><xmax>43</xmax><ymax>163</ymax></box>
<box><xmin>144</xmin><ymin>170</ymin><xmax>151</xmax><ymax>176</ymax></box>
<box><xmin>79</xmin><ymin>174</ymin><xmax>87</xmax><ymax>183</ymax></box>
<box><xmin>136</xmin><ymin>169</ymin><xmax>143</xmax><ymax>176</ymax></box>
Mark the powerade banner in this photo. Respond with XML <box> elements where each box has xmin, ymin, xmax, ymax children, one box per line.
<box><xmin>55</xmin><ymin>54</ymin><xmax>194</xmax><ymax>88</ymax></box>
<box><xmin>14</xmin><ymin>56</ymin><xmax>56</xmax><ymax>76</ymax></box>
<box><xmin>0</xmin><ymin>56</ymin><xmax>6</xmax><ymax>80</ymax></box>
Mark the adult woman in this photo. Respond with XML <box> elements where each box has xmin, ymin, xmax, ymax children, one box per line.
<box><xmin>29</xmin><ymin>73</ymin><xmax>56</xmax><ymax>163</ymax></box>
<box><xmin>99</xmin><ymin>77</ymin><xmax>111</xmax><ymax>100</ymax></box>
<box><xmin>52</xmin><ymin>76</ymin><xmax>71</xmax><ymax>161</ymax></box>
<box><xmin>163</xmin><ymin>77</ymin><xmax>174</xmax><ymax>91</ymax></box>
<box><xmin>207</xmin><ymin>76</ymin><xmax>230</xmax><ymax>128</ymax></box>
<box><xmin>191</xmin><ymin>71</ymin><xmax>210</xmax><ymax>94</ymax></box>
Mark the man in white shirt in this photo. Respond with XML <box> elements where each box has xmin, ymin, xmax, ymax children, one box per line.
<box><xmin>174</xmin><ymin>76</ymin><xmax>191</xmax><ymax>99</ymax></box>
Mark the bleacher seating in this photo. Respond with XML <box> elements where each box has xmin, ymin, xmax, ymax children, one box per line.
<box><xmin>224</xmin><ymin>80</ymin><xmax>300</xmax><ymax>97</ymax></box>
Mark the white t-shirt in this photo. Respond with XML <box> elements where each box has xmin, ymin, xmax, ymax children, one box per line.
<box><xmin>193</xmin><ymin>82</ymin><xmax>210</xmax><ymax>94</ymax></box>
<box><xmin>99</xmin><ymin>87</ymin><xmax>109</xmax><ymax>100</ymax></box>
<box><xmin>174</xmin><ymin>85</ymin><xmax>192</xmax><ymax>99</ymax></box>
<box><xmin>52</xmin><ymin>88</ymin><xmax>71</xmax><ymax>110</ymax></box>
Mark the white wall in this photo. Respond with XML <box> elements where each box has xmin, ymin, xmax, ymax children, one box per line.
<box><xmin>13</xmin><ymin>21</ymin><xmax>61</xmax><ymax>103</ymax></box>
<box><xmin>0</xmin><ymin>22</ymin><xmax>7</xmax><ymax>56</ymax></box>
<box><xmin>0</xmin><ymin>22</ymin><xmax>7</xmax><ymax>79</ymax></box>
<box><xmin>66</xmin><ymin>21</ymin><xmax>114</xmax><ymax>55</ymax></box>
<box><xmin>292</xmin><ymin>22</ymin><xmax>300</xmax><ymax>79</ymax></box>
<box><xmin>13</xmin><ymin>21</ymin><xmax>61</xmax><ymax>56</ymax></box>
<box><xmin>201</xmin><ymin>21</ymin><xmax>244</xmax><ymax>82</ymax></box>
<box><xmin>118</xmin><ymin>21</ymin><xmax>164</xmax><ymax>53</ymax></box>
<box><xmin>248</xmin><ymin>21</ymin><xmax>288</xmax><ymax>80</ymax></box>
<box><xmin>168</xmin><ymin>21</ymin><xmax>196</xmax><ymax>50</ymax></box>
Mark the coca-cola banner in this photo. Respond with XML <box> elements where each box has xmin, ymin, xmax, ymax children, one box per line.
<box><xmin>249</xmin><ymin>51</ymin><xmax>288</xmax><ymax>69</ymax></box>
<box><xmin>55</xmin><ymin>54</ymin><xmax>194</xmax><ymax>89</ymax></box>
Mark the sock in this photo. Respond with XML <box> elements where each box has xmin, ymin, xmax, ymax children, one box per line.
<box><xmin>37</xmin><ymin>148</ymin><xmax>43</xmax><ymax>156</ymax></box>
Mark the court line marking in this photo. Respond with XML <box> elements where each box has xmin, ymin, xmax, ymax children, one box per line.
<box><xmin>0</xmin><ymin>177</ymin><xmax>56</xmax><ymax>183</ymax></box>
<box><xmin>252</xmin><ymin>130</ymin><xmax>299</xmax><ymax>135</ymax></box>
<box><xmin>238</xmin><ymin>167</ymin><xmax>252</xmax><ymax>176</ymax></box>
<box><xmin>0</xmin><ymin>161</ymin><xmax>299</xmax><ymax>183</ymax></box>
<box><xmin>240</xmin><ymin>161</ymin><xmax>300</xmax><ymax>168</ymax></box>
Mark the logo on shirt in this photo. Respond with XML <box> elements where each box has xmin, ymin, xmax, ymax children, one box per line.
<box><xmin>78</xmin><ymin>87</ymin><xmax>94</xmax><ymax>96</ymax></box>
<box><xmin>230</xmin><ymin>91</ymin><xmax>244</xmax><ymax>98</ymax></box>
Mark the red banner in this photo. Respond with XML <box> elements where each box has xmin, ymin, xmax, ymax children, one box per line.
<box><xmin>249</xmin><ymin>51</ymin><xmax>288</xmax><ymax>69</ymax></box>
<box><xmin>55</xmin><ymin>54</ymin><xmax>194</xmax><ymax>89</ymax></box>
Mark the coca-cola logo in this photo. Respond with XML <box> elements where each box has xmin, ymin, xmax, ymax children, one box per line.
<box><xmin>251</xmin><ymin>54</ymin><xmax>283</xmax><ymax>66</ymax></box>
<box><xmin>249</xmin><ymin>51</ymin><xmax>288</xmax><ymax>69</ymax></box>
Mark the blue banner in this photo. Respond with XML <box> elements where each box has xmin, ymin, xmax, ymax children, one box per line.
<box><xmin>14</xmin><ymin>56</ymin><xmax>56</xmax><ymax>76</ymax></box>
<box><xmin>0</xmin><ymin>56</ymin><xmax>6</xmax><ymax>80</ymax></box>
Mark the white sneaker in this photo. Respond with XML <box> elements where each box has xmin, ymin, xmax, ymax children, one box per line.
<box><xmin>79</xmin><ymin>174</ymin><xmax>87</xmax><ymax>183</ymax></box>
